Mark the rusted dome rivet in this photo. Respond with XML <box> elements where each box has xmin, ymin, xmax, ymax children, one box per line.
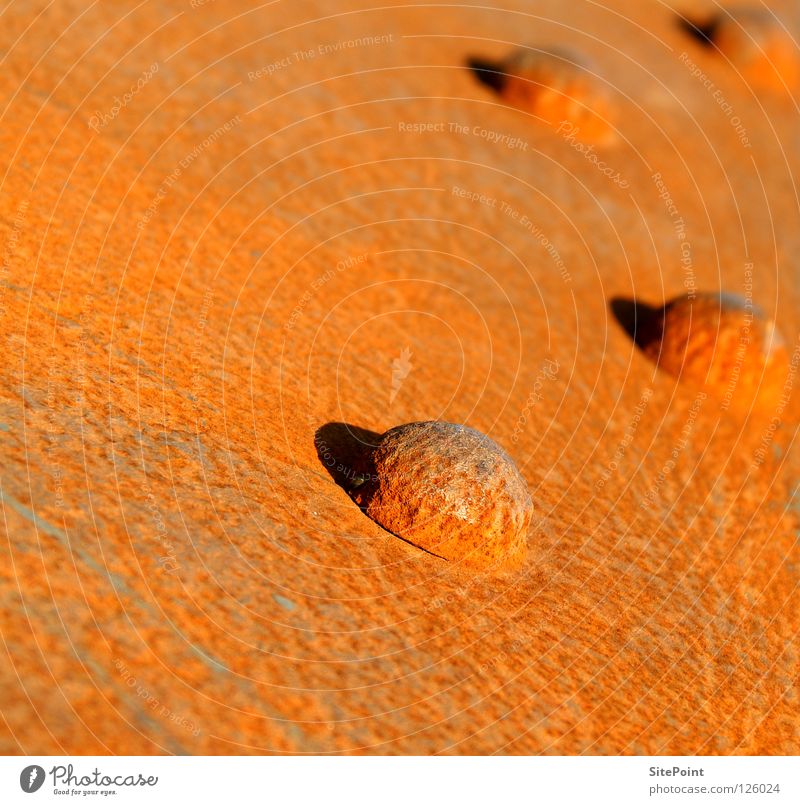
<box><xmin>351</xmin><ymin>421</ymin><xmax>532</xmax><ymax>571</ymax></box>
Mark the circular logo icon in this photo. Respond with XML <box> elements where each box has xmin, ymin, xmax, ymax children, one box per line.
<box><xmin>19</xmin><ymin>765</ymin><xmax>45</xmax><ymax>793</ymax></box>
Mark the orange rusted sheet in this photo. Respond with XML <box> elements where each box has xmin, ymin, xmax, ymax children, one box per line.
<box><xmin>0</xmin><ymin>0</ymin><xmax>798</xmax><ymax>754</ymax></box>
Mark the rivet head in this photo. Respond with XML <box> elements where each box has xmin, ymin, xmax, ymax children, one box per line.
<box><xmin>640</xmin><ymin>292</ymin><xmax>788</xmax><ymax>407</ymax></box>
<box><xmin>471</xmin><ymin>47</ymin><xmax>613</xmax><ymax>140</ymax></box>
<box><xmin>351</xmin><ymin>421</ymin><xmax>532</xmax><ymax>571</ymax></box>
<box><xmin>487</xmin><ymin>47</ymin><xmax>614</xmax><ymax>140</ymax></box>
<box><xmin>699</xmin><ymin>8</ymin><xmax>800</xmax><ymax>90</ymax></box>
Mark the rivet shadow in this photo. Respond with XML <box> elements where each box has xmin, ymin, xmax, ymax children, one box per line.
<box><xmin>314</xmin><ymin>422</ymin><xmax>381</xmax><ymax>502</ymax></box>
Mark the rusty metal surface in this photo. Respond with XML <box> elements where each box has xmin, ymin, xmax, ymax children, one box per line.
<box><xmin>0</xmin><ymin>0</ymin><xmax>798</xmax><ymax>754</ymax></box>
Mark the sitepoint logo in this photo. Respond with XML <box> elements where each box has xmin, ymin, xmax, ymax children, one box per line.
<box><xmin>19</xmin><ymin>765</ymin><xmax>45</xmax><ymax>793</ymax></box>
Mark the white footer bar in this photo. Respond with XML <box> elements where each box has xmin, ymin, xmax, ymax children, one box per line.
<box><xmin>1</xmin><ymin>756</ymin><xmax>797</xmax><ymax>804</ymax></box>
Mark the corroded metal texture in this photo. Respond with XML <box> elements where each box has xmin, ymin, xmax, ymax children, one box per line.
<box><xmin>0</xmin><ymin>0</ymin><xmax>798</xmax><ymax>755</ymax></box>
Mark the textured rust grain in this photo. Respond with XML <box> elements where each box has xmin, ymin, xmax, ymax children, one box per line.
<box><xmin>0</xmin><ymin>0</ymin><xmax>798</xmax><ymax>757</ymax></box>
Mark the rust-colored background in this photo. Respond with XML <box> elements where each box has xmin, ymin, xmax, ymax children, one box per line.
<box><xmin>0</xmin><ymin>0</ymin><xmax>798</xmax><ymax>754</ymax></box>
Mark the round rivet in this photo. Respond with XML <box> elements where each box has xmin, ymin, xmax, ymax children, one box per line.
<box><xmin>639</xmin><ymin>292</ymin><xmax>788</xmax><ymax>407</ymax></box>
<box><xmin>685</xmin><ymin>8</ymin><xmax>800</xmax><ymax>90</ymax></box>
<box><xmin>351</xmin><ymin>421</ymin><xmax>532</xmax><ymax>570</ymax></box>
<box><xmin>470</xmin><ymin>46</ymin><xmax>614</xmax><ymax>139</ymax></box>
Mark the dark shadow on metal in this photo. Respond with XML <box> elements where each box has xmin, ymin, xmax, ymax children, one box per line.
<box><xmin>678</xmin><ymin>15</ymin><xmax>720</xmax><ymax>48</ymax></box>
<box><xmin>609</xmin><ymin>297</ymin><xmax>662</xmax><ymax>354</ymax></box>
<box><xmin>314</xmin><ymin>422</ymin><xmax>381</xmax><ymax>503</ymax></box>
<box><xmin>313</xmin><ymin>422</ymin><xmax>448</xmax><ymax>560</ymax></box>
<box><xmin>467</xmin><ymin>56</ymin><xmax>508</xmax><ymax>93</ymax></box>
